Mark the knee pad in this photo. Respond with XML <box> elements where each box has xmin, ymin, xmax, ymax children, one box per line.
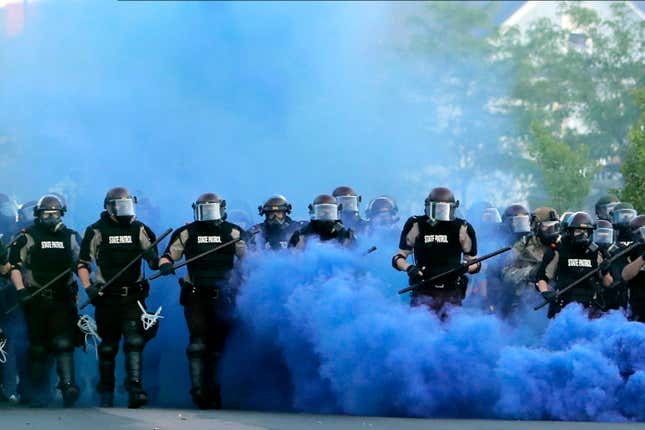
<box><xmin>124</xmin><ymin>332</ymin><xmax>145</xmax><ymax>353</ymax></box>
<box><xmin>98</xmin><ymin>342</ymin><xmax>118</xmax><ymax>360</ymax></box>
<box><xmin>186</xmin><ymin>338</ymin><xmax>207</xmax><ymax>358</ymax></box>
<box><xmin>51</xmin><ymin>335</ymin><xmax>74</xmax><ymax>353</ymax></box>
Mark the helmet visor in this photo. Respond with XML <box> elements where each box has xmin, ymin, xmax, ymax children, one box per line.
<box><xmin>612</xmin><ymin>208</ymin><xmax>637</xmax><ymax>225</ymax></box>
<box><xmin>312</xmin><ymin>203</ymin><xmax>338</xmax><ymax>221</ymax></box>
<box><xmin>598</xmin><ymin>202</ymin><xmax>619</xmax><ymax>220</ymax></box>
<box><xmin>510</xmin><ymin>215</ymin><xmax>531</xmax><ymax>233</ymax></box>
<box><xmin>111</xmin><ymin>198</ymin><xmax>136</xmax><ymax>217</ymax></box>
<box><xmin>426</xmin><ymin>202</ymin><xmax>454</xmax><ymax>222</ymax></box>
<box><xmin>539</xmin><ymin>220</ymin><xmax>560</xmax><ymax>235</ymax></box>
<box><xmin>336</xmin><ymin>196</ymin><xmax>359</xmax><ymax>213</ymax></box>
<box><xmin>481</xmin><ymin>207</ymin><xmax>502</xmax><ymax>224</ymax></box>
<box><xmin>194</xmin><ymin>202</ymin><xmax>222</xmax><ymax>222</ymax></box>
<box><xmin>593</xmin><ymin>227</ymin><xmax>614</xmax><ymax>245</ymax></box>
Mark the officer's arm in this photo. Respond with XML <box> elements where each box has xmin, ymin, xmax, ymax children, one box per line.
<box><xmin>597</xmin><ymin>253</ymin><xmax>613</xmax><ymax>286</ymax></box>
<box><xmin>70</xmin><ymin>231</ymin><xmax>82</xmax><ymax>268</ymax></box>
<box><xmin>460</xmin><ymin>223</ymin><xmax>481</xmax><ymax>274</ymax></box>
<box><xmin>8</xmin><ymin>234</ymin><xmax>30</xmax><ymax>291</ymax></box>
<box><xmin>536</xmin><ymin>249</ymin><xmax>558</xmax><ymax>293</ymax></box>
<box><xmin>159</xmin><ymin>228</ymin><xmax>187</xmax><ymax>266</ymax></box>
<box><xmin>392</xmin><ymin>249</ymin><xmax>413</xmax><ymax>271</ymax></box>
<box><xmin>140</xmin><ymin>225</ymin><xmax>159</xmax><ymax>270</ymax></box>
<box><xmin>288</xmin><ymin>231</ymin><xmax>304</xmax><ymax>249</ymax></box>
<box><xmin>393</xmin><ymin>218</ymin><xmax>417</xmax><ymax>271</ymax></box>
<box><xmin>232</xmin><ymin>228</ymin><xmax>246</xmax><ymax>259</ymax></box>
<box><xmin>621</xmin><ymin>254</ymin><xmax>645</xmax><ymax>282</ymax></box>
<box><xmin>77</xmin><ymin>227</ymin><xmax>99</xmax><ymax>288</ymax></box>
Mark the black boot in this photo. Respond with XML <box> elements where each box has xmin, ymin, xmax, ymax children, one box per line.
<box><xmin>188</xmin><ymin>346</ymin><xmax>211</xmax><ymax>409</ymax></box>
<box><xmin>97</xmin><ymin>353</ymin><xmax>116</xmax><ymax>407</ymax></box>
<box><xmin>56</xmin><ymin>351</ymin><xmax>80</xmax><ymax>408</ymax></box>
<box><xmin>125</xmin><ymin>351</ymin><xmax>147</xmax><ymax>409</ymax></box>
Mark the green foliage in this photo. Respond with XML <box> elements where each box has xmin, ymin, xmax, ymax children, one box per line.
<box><xmin>619</xmin><ymin>89</ymin><xmax>645</xmax><ymax>212</ymax></box>
<box><xmin>528</xmin><ymin>122</ymin><xmax>595</xmax><ymax>212</ymax></box>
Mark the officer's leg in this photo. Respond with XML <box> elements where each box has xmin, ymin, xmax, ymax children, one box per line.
<box><xmin>95</xmin><ymin>303</ymin><xmax>120</xmax><ymax>407</ymax></box>
<box><xmin>27</xmin><ymin>344</ymin><xmax>49</xmax><ymax>407</ymax></box>
<box><xmin>123</xmin><ymin>319</ymin><xmax>147</xmax><ymax>409</ymax></box>
<box><xmin>184</xmin><ymin>299</ymin><xmax>212</xmax><ymax>408</ymax></box>
<box><xmin>51</xmin><ymin>335</ymin><xmax>79</xmax><ymax>407</ymax></box>
<box><xmin>205</xmin><ymin>321</ymin><xmax>231</xmax><ymax>409</ymax></box>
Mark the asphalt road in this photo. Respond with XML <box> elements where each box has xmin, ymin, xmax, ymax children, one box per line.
<box><xmin>0</xmin><ymin>408</ymin><xmax>644</xmax><ymax>430</ymax></box>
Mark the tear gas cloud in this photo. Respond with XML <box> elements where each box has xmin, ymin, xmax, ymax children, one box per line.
<box><xmin>1</xmin><ymin>0</ymin><xmax>644</xmax><ymax>421</ymax></box>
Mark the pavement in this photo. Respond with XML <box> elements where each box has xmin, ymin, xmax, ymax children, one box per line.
<box><xmin>0</xmin><ymin>408</ymin><xmax>644</xmax><ymax>430</ymax></box>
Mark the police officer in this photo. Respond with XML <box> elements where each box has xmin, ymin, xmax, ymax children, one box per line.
<box><xmin>332</xmin><ymin>186</ymin><xmax>369</xmax><ymax>234</ymax></box>
<box><xmin>289</xmin><ymin>194</ymin><xmax>355</xmax><ymax>249</ymax></box>
<box><xmin>536</xmin><ymin>212</ymin><xmax>613</xmax><ymax>318</ymax></box>
<box><xmin>251</xmin><ymin>195</ymin><xmax>303</xmax><ymax>251</ymax></box>
<box><xmin>591</xmin><ymin>219</ymin><xmax>627</xmax><ymax>312</ymax></box>
<box><xmin>612</xmin><ymin>202</ymin><xmax>637</xmax><ymax>244</ymax></box>
<box><xmin>9</xmin><ymin>195</ymin><xmax>81</xmax><ymax>407</ymax></box>
<box><xmin>77</xmin><ymin>187</ymin><xmax>159</xmax><ymax>408</ymax></box>
<box><xmin>499</xmin><ymin>207</ymin><xmax>560</xmax><ymax>316</ymax></box>
<box><xmin>501</xmin><ymin>204</ymin><xmax>531</xmax><ymax>246</ymax></box>
<box><xmin>392</xmin><ymin>187</ymin><xmax>480</xmax><ymax>315</ymax></box>
<box><xmin>620</xmin><ymin>215</ymin><xmax>645</xmax><ymax>322</ymax></box>
<box><xmin>157</xmin><ymin>193</ymin><xmax>246</xmax><ymax>409</ymax></box>
<box><xmin>595</xmin><ymin>194</ymin><xmax>620</xmax><ymax>222</ymax></box>
<box><xmin>593</xmin><ymin>220</ymin><xmax>615</xmax><ymax>254</ymax></box>
<box><xmin>365</xmin><ymin>196</ymin><xmax>400</xmax><ymax>233</ymax></box>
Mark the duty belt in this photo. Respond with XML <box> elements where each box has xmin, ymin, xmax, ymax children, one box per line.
<box><xmin>28</xmin><ymin>285</ymin><xmax>75</xmax><ymax>301</ymax></box>
<box><xmin>102</xmin><ymin>283</ymin><xmax>144</xmax><ymax>297</ymax></box>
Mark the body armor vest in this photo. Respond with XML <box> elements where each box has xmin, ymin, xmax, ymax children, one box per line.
<box><xmin>554</xmin><ymin>240</ymin><xmax>599</xmax><ymax>304</ymax></box>
<box><xmin>94</xmin><ymin>212</ymin><xmax>144</xmax><ymax>286</ymax></box>
<box><xmin>26</xmin><ymin>223</ymin><xmax>75</xmax><ymax>294</ymax></box>
<box><xmin>184</xmin><ymin>221</ymin><xmax>237</xmax><ymax>286</ymax></box>
<box><xmin>412</xmin><ymin>217</ymin><xmax>465</xmax><ymax>280</ymax></box>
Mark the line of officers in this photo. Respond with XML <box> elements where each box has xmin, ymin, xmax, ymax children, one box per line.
<box><xmin>0</xmin><ymin>186</ymin><xmax>643</xmax><ymax>410</ymax></box>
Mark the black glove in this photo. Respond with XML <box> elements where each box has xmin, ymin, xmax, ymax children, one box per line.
<box><xmin>17</xmin><ymin>288</ymin><xmax>31</xmax><ymax>306</ymax></box>
<box><xmin>406</xmin><ymin>265</ymin><xmax>424</xmax><ymax>284</ymax></box>
<box><xmin>85</xmin><ymin>283</ymin><xmax>103</xmax><ymax>305</ymax></box>
<box><xmin>159</xmin><ymin>262</ymin><xmax>175</xmax><ymax>276</ymax></box>
<box><xmin>599</xmin><ymin>259</ymin><xmax>612</xmax><ymax>276</ymax></box>
<box><xmin>541</xmin><ymin>290</ymin><xmax>557</xmax><ymax>304</ymax></box>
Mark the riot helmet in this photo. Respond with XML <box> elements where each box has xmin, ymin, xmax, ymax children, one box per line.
<box><xmin>192</xmin><ymin>193</ymin><xmax>226</xmax><ymax>222</ymax></box>
<box><xmin>595</xmin><ymin>194</ymin><xmax>620</xmax><ymax>221</ymax></box>
<box><xmin>424</xmin><ymin>187</ymin><xmax>459</xmax><ymax>222</ymax></box>
<box><xmin>308</xmin><ymin>194</ymin><xmax>339</xmax><ymax>221</ymax></box>
<box><xmin>332</xmin><ymin>186</ymin><xmax>361</xmax><ymax>214</ymax></box>
<box><xmin>502</xmin><ymin>204</ymin><xmax>531</xmax><ymax>234</ymax></box>
<box><xmin>365</xmin><ymin>196</ymin><xmax>399</xmax><ymax>227</ymax></box>
<box><xmin>34</xmin><ymin>194</ymin><xmax>66</xmax><ymax>232</ymax></box>
<box><xmin>593</xmin><ymin>219</ymin><xmax>615</xmax><ymax>247</ymax></box>
<box><xmin>258</xmin><ymin>195</ymin><xmax>292</xmax><ymax>226</ymax></box>
<box><xmin>532</xmin><ymin>207</ymin><xmax>560</xmax><ymax>246</ymax></box>
<box><xmin>104</xmin><ymin>187</ymin><xmax>137</xmax><ymax>225</ymax></box>
<box><xmin>565</xmin><ymin>211</ymin><xmax>596</xmax><ymax>249</ymax></box>
<box><xmin>630</xmin><ymin>215</ymin><xmax>645</xmax><ymax>243</ymax></box>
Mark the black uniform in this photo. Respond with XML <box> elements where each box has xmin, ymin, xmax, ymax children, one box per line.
<box><xmin>288</xmin><ymin>220</ymin><xmax>355</xmax><ymax>249</ymax></box>
<box><xmin>399</xmin><ymin>216</ymin><xmax>478</xmax><ymax>312</ymax></box>
<box><xmin>624</xmin><ymin>243</ymin><xmax>645</xmax><ymax>322</ymax></box>
<box><xmin>537</xmin><ymin>239</ymin><xmax>604</xmax><ymax>318</ymax></box>
<box><xmin>595</xmin><ymin>242</ymin><xmax>632</xmax><ymax>311</ymax></box>
<box><xmin>162</xmin><ymin>219</ymin><xmax>246</xmax><ymax>408</ymax></box>
<box><xmin>9</xmin><ymin>222</ymin><xmax>81</xmax><ymax>405</ymax></box>
<box><xmin>78</xmin><ymin>212</ymin><xmax>158</xmax><ymax>404</ymax></box>
<box><xmin>250</xmin><ymin>217</ymin><xmax>304</xmax><ymax>251</ymax></box>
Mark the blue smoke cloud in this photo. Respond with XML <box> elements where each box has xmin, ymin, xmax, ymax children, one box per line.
<box><xmin>1</xmin><ymin>1</ymin><xmax>644</xmax><ymax>421</ymax></box>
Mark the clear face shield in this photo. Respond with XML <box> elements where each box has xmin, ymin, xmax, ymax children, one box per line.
<box><xmin>312</xmin><ymin>203</ymin><xmax>339</xmax><ymax>221</ymax></box>
<box><xmin>612</xmin><ymin>208</ymin><xmax>637</xmax><ymax>226</ymax></box>
<box><xmin>194</xmin><ymin>202</ymin><xmax>223</xmax><ymax>222</ymax></box>
<box><xmin>425</xmin><ymin>202</ymin><xmax>455</xmax><ymax>222</ymax></box>
<box><xmin>593</xmin><ymin>227</ymin><xmax>614</xmax><ymax>246</ymax></box>
<box><xmin>481</xmin><ymin>207</ymin><xmax>502</xmax><ymax>224</ymax></box>
<box><xmin>510</xmin><ymin>215</ymin><xmax>531</xmax><ymax>234</ymax></box>
<box><xmin>109</xmin><ymin>198</ymin><xmax>136</xmax><ymax>217</ymax></box>
<box><xmin>336</xmin><ymin>196</ymin><xmax>359</xmax><ymax>213</ymax></box>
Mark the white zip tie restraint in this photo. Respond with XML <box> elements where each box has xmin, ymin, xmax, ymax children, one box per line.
<box><xmin>138</xmin><ymin>300</ymin><xmax>163</xmax><ymax>331</ymax></box>
<box><xmin>77</xmin><ymin>314</ymin><xmax>102</xmax><ymax>359</ymax></box>
<box><xmin>0</xmin><ymin>337</ymin><xmax>7</xmax><ymax>364</ymax></box>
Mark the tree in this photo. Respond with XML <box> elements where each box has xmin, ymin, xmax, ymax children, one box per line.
<box><xmin>527</xmin><ymin>122</ymin><xmax>595</xmax><ymax>213</ymax></box>
<box><xmin>619</xmin><ymin>89</ymin><xmax>645</xmax><ymax>212</ymax></box>
<box><xmin>494</xmin><ymin>2</ymin><xmax>645</xmax><ymax>202</ymax></box>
